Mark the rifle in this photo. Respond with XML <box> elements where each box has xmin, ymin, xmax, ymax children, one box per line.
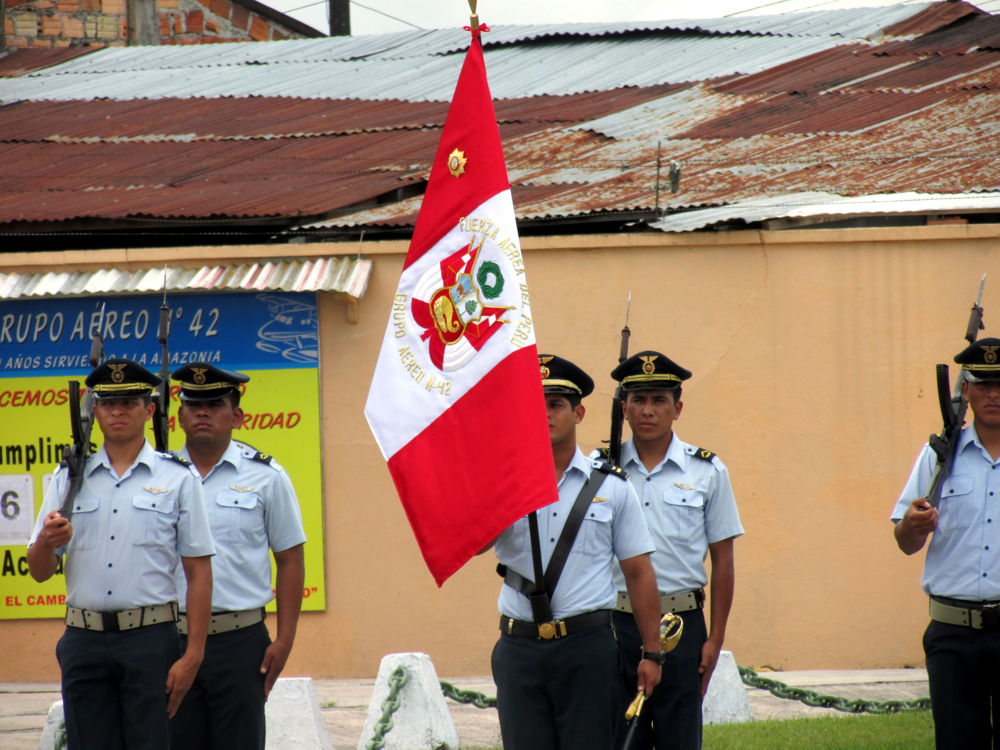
<box><xmin>59</xmin><ymin>303</ymin><xmax>106</xmax><ymax>520</ymax></box>
<box><xmin>606</xmin><ymin>293</ymin><xmax>631</xmax><ymax>466</ymax></box>
<box><xmin>926</xmin><ymin>275</ymin><xmax>986</xmax><ymax>508</ymax></box>
<box><xmin>153</xmin><ymin>273</ymin><xmax>172</xmax><ymax>452</ymax></box>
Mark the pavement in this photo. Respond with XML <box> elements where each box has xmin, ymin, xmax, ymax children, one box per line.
<box><xmin>0</xmin><ymin>669</ymin><xmax>931</xmax><ymax>749</ymax></box>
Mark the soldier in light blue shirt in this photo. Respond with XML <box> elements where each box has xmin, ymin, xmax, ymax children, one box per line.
<box><xmin>27</xmin><ymin>358</ymin><xmax>214</xmax><ymax>750</ymax></box>
<box><xmin>169</xmin><ymin>362</ymin><xmax>306</xmax><ymax>750</ymax></box>
<box><xmin>892</xmin><ymin>338</ymin><xmax>1000</xmax><ymax>749</ymax></box>
<box><xmin>609</xmin><ymin>350</ymin><xmax>743</xmax><ymax>750</ymax></box>
<box><xmin>488</xmin><ymin>354</ymin><xmax>663</xmax><ymax>750</ymax></box>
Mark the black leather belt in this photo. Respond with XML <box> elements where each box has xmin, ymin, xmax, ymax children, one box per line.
<box><xmin>500</xmin><ymin>609</ymin><xmax>612</xmax><ymax>639</ymax></box>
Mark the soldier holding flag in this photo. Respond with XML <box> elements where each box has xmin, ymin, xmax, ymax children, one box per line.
<box><xmin>488</xmin><ymin>354</ymin><xmax>664</xmax><ymax>749</ymax></box>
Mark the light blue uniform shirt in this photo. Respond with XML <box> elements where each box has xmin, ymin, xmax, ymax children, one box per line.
<box><xmin>892</xmin><ymin>425</ymin><xmax>1000</xmax><ymax>601</ymax></box>
<box><xmin>29</xmin><ymin>442</ymin><xmax>214</xmax><ymax>612</ymax></box>
<box><xmin>611</xmin><ymin>435</ymin><xmax>744</xmax><ymax>595</ymax></box>
<box><xmin>174</xmin><ymin>440</ymin><xmax>307</xmax><ymax>612</ymax></box>
<box><xmin>495</xmin><ymin>447</ymin><xmax>654</xmax><ymax>621</ymax></box>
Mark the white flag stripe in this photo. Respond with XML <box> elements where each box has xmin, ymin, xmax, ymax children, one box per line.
<box><xmin>365</xmin><ymin>189</ymin><xmax>536</xmax><ymax>461</ymax></box>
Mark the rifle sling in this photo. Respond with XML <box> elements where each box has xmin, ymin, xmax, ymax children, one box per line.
<box><xmin>501</xmin><ymin>465</ymin><xmax>608</xmax><ymax>623</ymax></box>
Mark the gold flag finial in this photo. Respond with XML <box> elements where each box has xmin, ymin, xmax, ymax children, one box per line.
<box><xmin>468</xmin><ymin>0</ymin><xmax>478</xmax><ymax>28</ymax></box>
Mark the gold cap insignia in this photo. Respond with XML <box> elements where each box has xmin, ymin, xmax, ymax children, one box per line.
<box><xmin>639</xmin><ymin>355</ymin><xmax>658</xmax><ymax>375</ymax></box>
<box><xmin>109</xmin><ymin>363</ymin><xmax>126</xmax><ymax>383</ymax></box>
<box><xmin>192</xmin><ymin>367</ymin><xmax>208</xmax><ymax>385</ymax></box>
<box><xmin>539</xmin><ymin>355</ymin><xmax>553</xmax><ymax>379</ymax></box>
<box><xmin>984</xmin><ymin>345</ymin><xmax>1000</xmax><ymax>364</ymax></box>
<box><xmin>448</xmin><ymin>148</ymin><xmax>467</xmax><ymax>179</ymax></box>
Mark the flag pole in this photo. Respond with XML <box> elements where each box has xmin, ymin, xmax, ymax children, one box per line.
<box><xmin>468</xmin><ymin>0</ymin><xmax>478</xmax><ymax>28</ymax></box>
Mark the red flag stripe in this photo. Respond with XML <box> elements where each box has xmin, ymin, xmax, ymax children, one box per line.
<box><xmin>386</xmin><ymin>347</ymin><xmax>554</xmax><ymax>585</ymax></box>
<box><xmin>405</xmin><ymin>36</ymin><xmax>509</xmax><ymax>269</ymax></box>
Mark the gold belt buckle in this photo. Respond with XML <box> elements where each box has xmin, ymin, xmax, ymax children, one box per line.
<box><xmin>538</xmin><ymin>621</ymin><xmax>557</xmax><ymax>639</ymax></box>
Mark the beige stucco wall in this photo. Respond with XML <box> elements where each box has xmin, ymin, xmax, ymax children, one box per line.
<box><xmin>4</xmin><ymin>223</ymin><xmax>1000</xmax><ymax>681</ymax></box>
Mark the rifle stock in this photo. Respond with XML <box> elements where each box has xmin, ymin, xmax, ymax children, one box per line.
<box><xmin>926</xmin><ymin>277</ymin><xmax>986</xmax><ymax>507</ymax></box>
<box><xmin>59</xmin><ymin>305</ymin><xmax>106</xmax><ymax>519</ymax></box>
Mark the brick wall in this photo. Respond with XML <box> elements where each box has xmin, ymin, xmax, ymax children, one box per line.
<box><xmin>4</xmin><ymin>0</ymin><xmax>312</xmax><ymax>48</ymax></box>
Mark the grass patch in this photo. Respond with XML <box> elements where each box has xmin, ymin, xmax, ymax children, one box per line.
<box><xmin>703</xmin><ymin>711</ymin><xmax>934</xmax><ymax>749</ymax></box>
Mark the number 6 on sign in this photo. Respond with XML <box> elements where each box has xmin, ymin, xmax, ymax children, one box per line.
<box><xmin>0</xmin><ymin>475</ymin><xmax>35</xmax><ymax>546</ymax></box>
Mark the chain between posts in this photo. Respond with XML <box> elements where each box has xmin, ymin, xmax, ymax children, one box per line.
<box><xmin>440</xmin><ymin>680</ymin><xmax>497</xmax><ymax>708</ymax></box>
<box><xmin>738</xmin><ymin>666</ymin><xmax>932</xmax><ymax>714</ymax></box>
<box><xmin>48</xmin><ymin>662</ymin><xmax>928</xmax><ymax>750</ymax></box>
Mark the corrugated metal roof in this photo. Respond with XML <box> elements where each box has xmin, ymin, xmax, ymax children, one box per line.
<box><xmin>0</xmin><ymin>257</ymin><xmax>372</xmax><ymax>299</ymax></box>
<box><xmin>2</xmin><ymin>1</ymin><xmax>999</xmax><ymax>240</ymax></box>
<box><xmin>0</xmin><ymin>6</ymin><xmax>940</xmax><ymax>103</ymax></box>
<box><xmin>0</xmin><ymin>47</ymin><xmax>96</xmax><ymax>78</ymax></box>
<box><xmin>649</xmin><ymin>191</ymin><xmax>1000</xmax><ymax>232</ymax></box>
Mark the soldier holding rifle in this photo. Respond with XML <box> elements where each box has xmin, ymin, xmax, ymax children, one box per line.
<box><xmin>892</xmin><ymin>325</ymin><xmax>1000</xmax><ymax>749</ymax></box>
<box><xmin>608</xmin><ymin>350</ymin><xmax>743</xmax><ymax>750</ymax></box>
<box><xmin>27</xmin><ymin>358</ymin><xmax>214</xmax><ymax>750</ymax></box>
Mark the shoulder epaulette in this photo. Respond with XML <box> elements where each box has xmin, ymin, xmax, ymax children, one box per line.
<box><xmin>236</xmin><ymin>441</ymin><xmax>273</xmax><ymax>465</ymax></box>
<box><xmin>693</xmin><ymin>447</ymin><xmax>717</xmax><ymax>462</ymax></box>
<box><xmin>166</xmin><ymin>452</ymin><xmax>191</xmax><ymax>467</ymax></box>
<box><xmin>596</xmin><ymin>461</ymin><xmax>628</xmax><ymax>480</ymax></box>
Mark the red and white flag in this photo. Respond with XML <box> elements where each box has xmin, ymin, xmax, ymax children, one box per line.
<box><xmin>364</xmin><ymin>26</ymin><xmax>556</xmax><ymax>586</ymax></box>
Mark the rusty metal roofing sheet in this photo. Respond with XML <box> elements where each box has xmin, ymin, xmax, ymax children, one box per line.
<box><xmin>0</xmin><ymin>257</ymin><xmax>372</xmax><ymax>299</ymax></box>
<box><xmin>0</xmin><ymin>47</ymin><xmax>96</xmax><ymax>78</ymax></box>
<box><xmin>2</xmin><ymin>2</ymin><xmax>999</xmax><ymax>237</ymax></box>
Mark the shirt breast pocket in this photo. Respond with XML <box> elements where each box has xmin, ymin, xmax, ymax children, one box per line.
<box><xmin>67</xmin><ymin>494</ymin><xmax>100</xmax><ymax>551</ymax></box>
<box><xmin>937</xmin><ymin>474</ymin><xmax>976</xmax><ymax>531</ymax></box>
<box><xmin>578</xmin><ymin>501</ymin><xmax>613</xmax><ymax>558</ymax></box>
<box><xmin>131</xmin><ymin>492</ymin><xmax>177</xmax><ymax>545</ymax></box>
<box><xmin>662</xmin><ymin>488</ymin><xmax>705</xmax><ymax>537</ymax></box>
<box><xmin>213</xmin><ymin>489</ymin><xmax>261</xmax><ymax>543</ymax></box>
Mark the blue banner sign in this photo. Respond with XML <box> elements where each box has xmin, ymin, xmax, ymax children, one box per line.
<box><xmin>0</xmin><ymin>291</ymin><xmax>318</xmax><ymax>377</ymax></box>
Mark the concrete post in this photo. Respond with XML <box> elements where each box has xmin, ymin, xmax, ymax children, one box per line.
<box><xmin>702</xmin><ymin>650</ymin><xmax>754</xmax><ymax>725</ymax></box>
<box><xmin>358</xmin><ymin>652</ymin><xmax>459</xmax><ymax>750</ymax></box>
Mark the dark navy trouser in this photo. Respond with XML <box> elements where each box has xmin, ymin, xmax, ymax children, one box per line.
<box><xmin>491</xmin><ymin>622</ymin><xmax>627</xmax><ymax>750</ymax></box>
<box><xmin>57</xmin><ymin>622</ymin><xmax>180</xmax><ymax>750</ymax></box>
<box><xmin>613</xmin><ymin>608</ymin><xmax>707</xmax><ymax>750</ymax></box>
<box><xmin>171</xmin><ymin>621</ymin><xmax>270</xmax><ymax>750</ymax></box>
<box><xmin>924</xmin><ymin>618</ymin><xmax>1000</xmax><ymax>750</ymax></box>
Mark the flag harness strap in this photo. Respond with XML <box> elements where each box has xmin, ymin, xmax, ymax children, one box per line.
<box><xmin>499</xmin><ymin>463</ymin><xmax>618</xmax><ymax>624</ymax></box>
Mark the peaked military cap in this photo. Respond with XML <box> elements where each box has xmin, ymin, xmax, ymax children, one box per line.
<box><xmin>172</xmin><ymin>362</ymin><xmax>249</xmax><ymax>401</ymax></box>
<box><xmin>956</xmin><ymin>337</ymin><xmax>1000</xmax><ymax>382</ymax></box>
<box><xmin>85</xmin><ymin>358</ymin><xmax>161</xmax><ymax>399</ymax></box>
<box><xmin>611</xmin><ymin>350</ymin><xmax>692</xmax><ymax>391</ymax></box>
<box><xmin>538</xmin><ymin>354</ymin><xmax>594</xmax><ymax>398</ymax></box>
